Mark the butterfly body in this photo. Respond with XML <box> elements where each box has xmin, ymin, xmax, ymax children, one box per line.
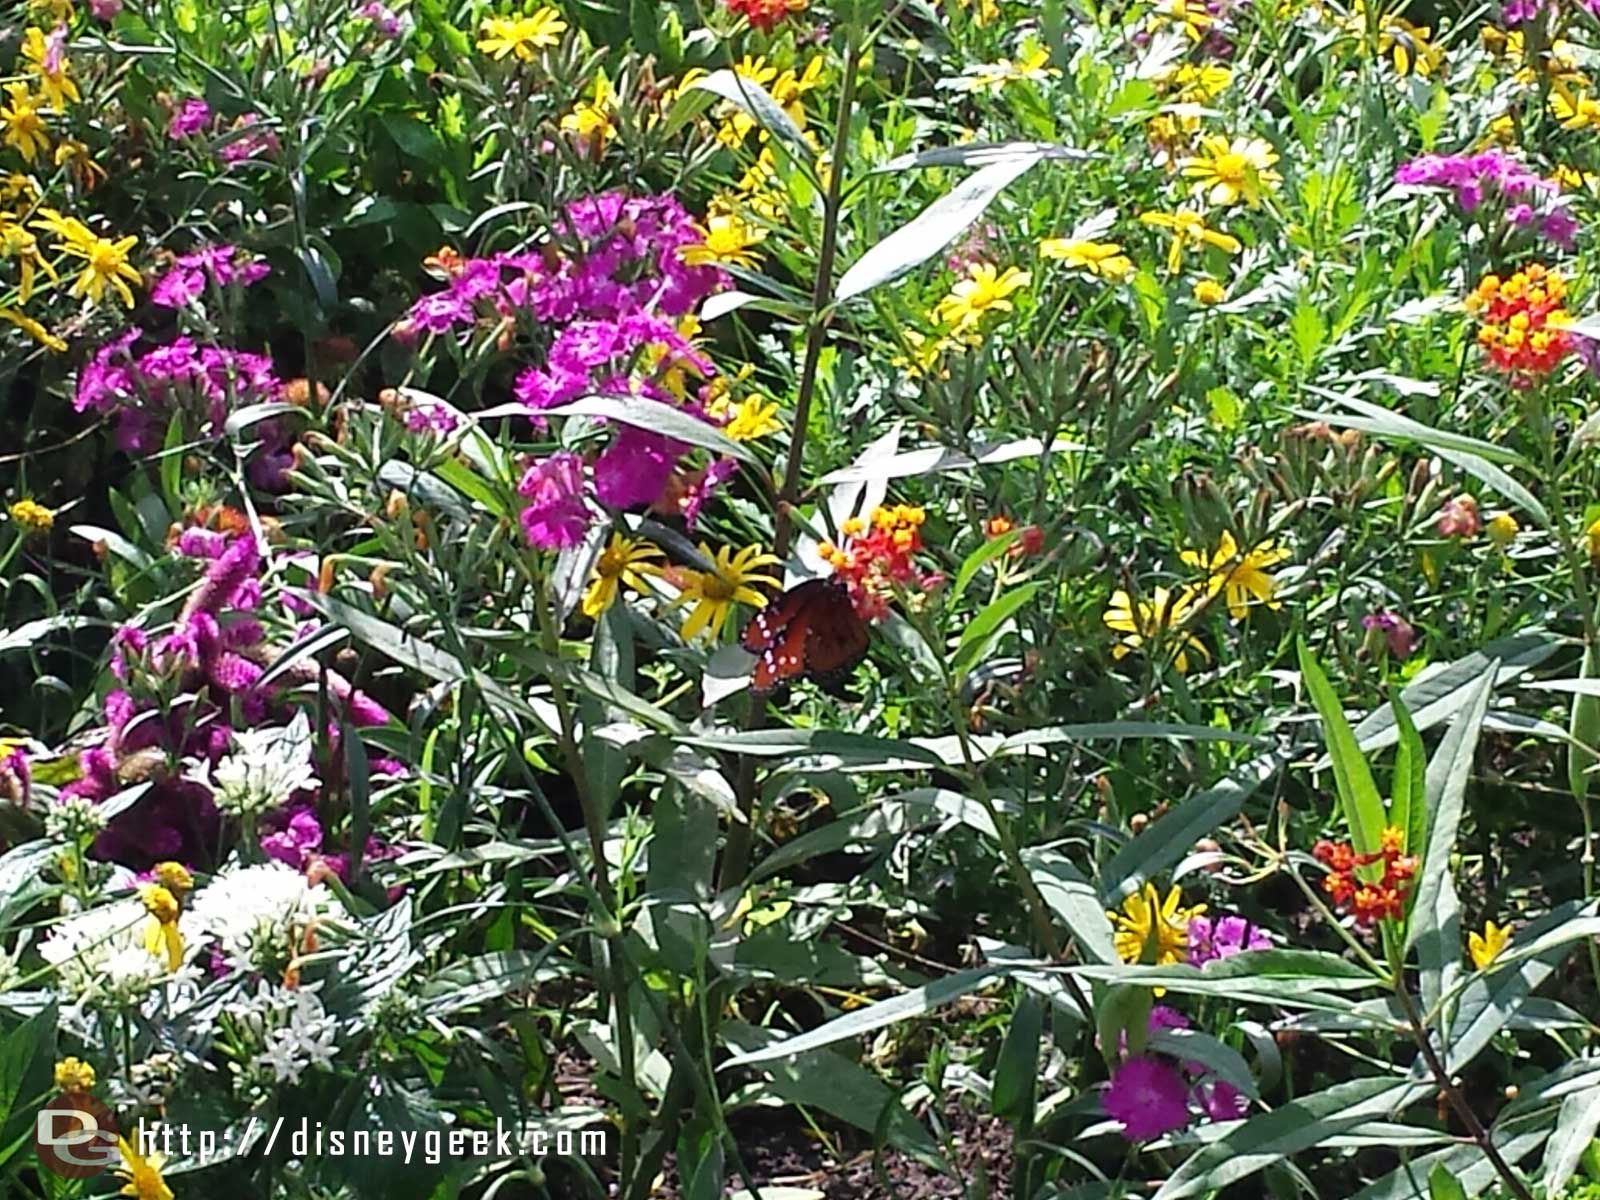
<box><xmin>740</xmin><ymin>578</ymin><xmax>870</xmax><ymax>694</ymax></box>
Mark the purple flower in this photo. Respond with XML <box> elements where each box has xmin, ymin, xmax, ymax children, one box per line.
<box><xmin>1363</xmin><ymin>610</ymin><xmax>1418</xmax><ymax>660</ymax></box>
<box><xmin>1187</xmin><ymin>914</ymin><xmax>1272</xmax><ymax>967</ymax></box>
<box><xmin>89</xmin><ymin>0</ymin><xmax>122</xmax><ymax>19</ymax></box>
<box><xmin>1543</xmin><ymin>206</ymin><xmax>1579</xmax><ymax>249</ymax></box>
<box><xmin>357</xmin><ymin>0</ymin><xmax>403</xmax><ymax>35</ymax></box>
<box><xmin>517</xmin><ymin>452</ymin><xmax>591</xmax><ymax>550</ymax></box>
<box><xmin>219</xmin><ymin>114</ymin><xmax>279</xmax><ymax>163</ymax></box>
<box><xmin>1104</xmin><ymin>1057</ymin><xmax>1191</xmax><ymax>1140</ymax></box>
<box><xmin>262</xmin><ymin>807</ymin><xmax>324</xmax><ymax>867</ymax></box>
<box><xmin>593</xmin><ymin>427</ymin><xmax>683</xmax><ymax>509</ymax></box>
<box><xmin>169</xmin><ymin>98</ymin><xmax>213</xmax><ymax>140</ymax></box>
<box><xmin>180</xmin><ymin>535</ymin><xmax>261</xmax><ymax>622</ymax></box>
<box><xmin>151</xmin><ymin>266</ymin><xmax>206</xmax><ymax>309</ymax></box>
<box><xmin>1196</xmin><ymin>1079</ymin><xmax>1247</xmax><ymax>1121</ymax></box>
<box><xmin>402</xmin><ymin>402</ymin><xmax>459</xmax><ymax>436</ymax></box>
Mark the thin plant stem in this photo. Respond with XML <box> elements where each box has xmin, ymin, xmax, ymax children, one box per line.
<box><xmin>718</xmin><ymin>20</ymin><xmax>863</xmax><ymax>893</ymax></box>
<box><xmin>1394</xmin><ymin>980</ymin><xmax>1536</xmax><ymax>1200</ymax></box>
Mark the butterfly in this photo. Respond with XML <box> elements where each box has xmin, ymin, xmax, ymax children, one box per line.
<box><xmin>740</xmin><ymin>577</ymin><xmax>871</xmax><ymax>694</ymax></box>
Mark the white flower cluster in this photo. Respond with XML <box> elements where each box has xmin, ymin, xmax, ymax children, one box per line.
<box><xmin>193</xmin><ymin>712</ymin><xmax>317</xmax><ymax>818</ymax></box>
<box><xmin>184</xmin><ymin>860</ymin><xmax>346</xmax><ymax>974</ymax></box>
<box><xmin>44</xmin><ymin>794</ymin><xmax>108</xmax><ymax>841</ymax></box>
<box><xmin>38</xmin><ymin>860</ymin><xmax>344</xmax><ymax>1015</ymax></box>
<box><xmin>224</xmin><ymin>980</ymin><xmax>341</xmax><ymax>1094</ymax></box>
<box><xmin>38</xmin><ymin>897</ymin><xmax>203</xmax><ymax>1007</ymax></box>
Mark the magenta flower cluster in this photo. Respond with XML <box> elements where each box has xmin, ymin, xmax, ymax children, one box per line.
<box><xmin>395</xmin><ymin>191</ymin><xmax>741</xmax><ymax>549</ymax></box>
<box><xmin>1395</xmin><ymin>151</ymin><xmax>1576</xmax><ymax>248</ymax></box>
<box><xmin>1103</xmin><ymin>1006</ymin><xmax>1249</xmax><ymax>1140</ymax></box>
<box><xmin>64</xmin><ymin>531</ymin><xmax>396</xmax><ymax>872</ymax></box>
<box><xmin>151</xmin><ymin>244</ymin><xmax>271</xmax><ymax>309</ymax></box>
<box><xmin>1185</xmin><ymin>913</ymin><xmax>1272</xmax><ymax>966</ymax></box>
<box><xmin>74</xmin><ymin>326</ymin><xmax>287</xmax><ymax>476</ymax></box>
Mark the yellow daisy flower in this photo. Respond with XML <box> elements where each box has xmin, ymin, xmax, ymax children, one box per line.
<box><xmin>932</xmin><ymin>263</ymin><xmax>1031</xmax><ymax>332</ymax></box>
<box><xmin>1468</xmin><ymin>919</ymin><xmax>1511</xmax><ymax>970</ymax></box>
<box><xmin>581</xmin><ymin>533</ymin><xmax>664</xmax><ymax>619</ymax></box>
<box><xmin>476</xmin><ymin>6</ymin><xmax>567</xmax><ymax>60</ymax></box>
<box><xmin>676</xmin><ymin>543</ymin><xmax>781</xmax><ymax>641</ymax></box>
<box><xmin>1102</xmin><ymin>585</ymin><xmax>1210</xmax><ymax>673</ymax></box>
<box><xmin>1039</xmin><ymin>238</ymin><xmax>1133</xmax><ymax>281</ymax></box>
<box><xmin>1180</xmin><ymin>530</ymin><xmax>1290</xmax><ymax>620</ymax></box>
<box><xmin>1180</xmin><ymin>134</ymin><xmax>1282</xmax><ymax>208</ymax></box>
<box><xmin>1108</xmin><ymin>882</ymin><xmax>1206</xmax><ymax>966</ymax></box>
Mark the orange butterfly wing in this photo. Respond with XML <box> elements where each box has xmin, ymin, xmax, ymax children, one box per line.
<box><xmin>741</xmin><ymin>579</ymin><xmax>868</xmax><ymax>694</ymax></box>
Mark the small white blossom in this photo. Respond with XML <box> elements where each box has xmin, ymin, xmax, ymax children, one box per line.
<box><xmin>39</xmin><ymin>897</ymin><xmax>202</xmax><ymax>1005</ymax></box>
<box><xmin>44</xmin><ymin>794</ymin><xmax>108</xmax><ymax>841</ymax></box>
<box><xmin>185</xmin><ymin>860</ymin><xmax>344</xmax><ymax>974</ymax></box>
<box><xmin>194</xmin><ymin>713</ymin><xmax>317</xmax><ymax>818</ymax></box>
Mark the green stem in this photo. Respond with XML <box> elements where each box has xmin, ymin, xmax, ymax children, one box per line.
<box><xmin>1394</xmin><ymin>979</ymin><xmax>1536</xmax><ymax>1200</ymax></box>
<box><xmin>718</xmin><ymin>22</ymin><xmax>864</xmax><ymax>893</ymax></box>
<box><xmin>533</xmin><ymin>579</ymin><xmax>639</xmax><ymax>1184</ymax></box>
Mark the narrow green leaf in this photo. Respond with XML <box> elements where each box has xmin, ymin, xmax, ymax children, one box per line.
<box><xmin>1102</xmin><ymin>751</ymin><xmax>1289</xmax><ymax>901</ymax></box>
<box><xmin>1567</xmin><ymin>641</ymin><xmax>1600</xmax><ymax>805</ymax></box>
<box><xmin>953</xmin><ymin>581</ymin><xmax>1044</xmax><ymax>678</ymax></box>
<box><xmin>1153</xmin><ymin>1078</ymin><xmax>1417</xmax><ymax>1199</ymax></box>
<box><xmin>540</xmin><ymin>395</ymin><xmax>754</xmax><ymax>463</ymax></box>
<box><xmin>837</xmin><ymin>154</ymin><xmax>1042</xmax><ymax>300</ymax></box>
<box><xmin>1390</xmin><ymin>694</ymin><xmax>1427</xmax><ymax>858</ymax></box>
<box><xmin>1541</xmin><ymin>1087</ymin><xmax>1600</xmax><ymax>1196</ymax></box>
<box><xmin>1429</xmin><ymin>1162</ymin><xmax>1468</xmax><ymax>1200</ymax></box>
<box><xmin>951</xmin><ymin>529</ymin><xmax>1023</xmax><ymax>602</ymax></box>
<box><xmin>1407</xmin><ymin>663</ymin><xmax>1496</xmax><ymax>962</ymax></box>
<box><xmin>1299</xmin><ymin>639</ymin><xmax>1386</xmax><ymax>860</ymax></box>
<box><xmin>719</xmin><ymin>967</ymin><xmax>1008</xmax><ymax>1067</ymax></box>
<box><xmin>991</xmin><ymin>992</ymin><xmax>1044</xmax><ymax>1120</ymax></box>
<box><xmin>687</xmin><ymin>69</ymin><xmax>809</xmax><ymax>155</ymax></box>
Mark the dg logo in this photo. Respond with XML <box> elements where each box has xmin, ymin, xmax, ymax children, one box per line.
<box><xmin>34</xmin><ymin>1093</ymin><xmax>120</xmax><ymax>1179</ymax></box>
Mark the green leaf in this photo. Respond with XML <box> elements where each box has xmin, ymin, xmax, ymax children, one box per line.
<box><xmin>1390</xmin><ymin>694</ymin><xmax>1427</xmax><ymax>858</ymax></box>
<box><xmin>537</xmin><ymin>395</ymin><xmax>754</xmax><ymax>463</ymax></box>
<box><xmin>1149</xmin><ymin>1028</ymin><xmax>1257</xmax><ymax>1098</ymax></box>
<box><xmin>1102</xmin><ymin>751</ymin><xmax>1289</xmax><ymax>901</ymax></box>
<box><xmin>1541</xmin><ymin>1087</ymin><xmax>1600</xmax><ymax>1197</ymax></box>
<box><xmin>719</xmin><ymin>967</ymin><xmax>1009</xmax><ymax>1067</ymax></box>
<box><xmin>878</xmin><ymin>141</ymin><xmax>1095</xmax><ymax>171</ymax></box>
<box><xmin>0</xmin><ymin>1003</ymin><xmax>55</xmax><ymax>1137</ymax></box>
<box><xmin>1024</xmin><ymin>848</ymin><xmax>1118</xmax><ymax>965</ymax></box>
<box><xmin>951</xmin><ymin>529</ymin><xmax>1023</xmax><ymax>602</ymax></box>
<box><xmin>677</xmin><ymin>728</ymin><xmax>953</xmax><ymax>769</ymax></box>
<box><xmin>344</xmin><ymin>723</ymin><xmax>371</xmax><ymax>883</ymax></box>
<box><xmin>1445</xmin><ymin>900</ymin><xmax>1600</xmax><ymax>1071</ymax></box>
<box><xmin>1407</xmin><ymin>663</ymin><xmax>1495</xmax><ymax>971</ymax></box>
<box><xmin>817</xmin><ymin>435</ymin><xmax>1082</xmax><ymax>485</ymax></box>
<box><xmin>999</xmin><ymin>723</ymin><xmax>1267</xmax><ymax>755</ymax></box>
<box><xmin>313</xmin><ymin>596</ymin><xmax>549</xmax><ymax>731</ymax></box>
<box><xmin>1299</xmin><ymin>639</ymin><xmax>1386</xmax><ymax>860</ymax></box>
<box><xmin>160</xmin><ymin>410</ymin><xmax>184</xmax><ymax>511</ymax></box>
<box><xmin>1428</xmin><ymin>1163</ymin><xmax>1467</xmax><ymax>1200</ymax></box>
<box><xmin>952</xmin><ymin>582</ymin><xmax>1044</xmax><ymax>679</ymax></box>
<box><xmin>1153</xmin><ymin>1078</ymin><xmax>1419</xmax><ymax>1199</ymax></box>
<box><xmin>1295</xmin><ymin>394</ymin><xmax>1547</xmax><ymax>525</ymax></box>
<box><xmin>1568</xmin><ymin>641</ymin><xmax>1600</xmax><ymax>805</ymax></box>
<box><xmin>687</xmin><ymin>69</ymin><xmax>810</xmax><ymax>155</ymax></box>
<box><xmin>837</xmin><ymin>154</ymin><xmax>1043</xmax><ymax>300</ymax></box>
<box><xmin>990</xmin><ymin>992</ymin><xmax>1043</xmax><ymax>1120</ymax></box>
<box><xmin>1346</xmin><ymin>632</ymin><xmax>1557</xmax><ymax>757</ymax></box>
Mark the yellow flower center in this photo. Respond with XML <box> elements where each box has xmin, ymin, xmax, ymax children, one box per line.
<box><xmin>700</xmin><ymin>573</ymin><xmax>737</xmax><ymax>602</ymax></box>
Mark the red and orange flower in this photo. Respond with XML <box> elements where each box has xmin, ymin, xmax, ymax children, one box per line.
<box><xmin>1467</xmin><ymin>263</ymin><xmax>1573</xmax><ymax>380</ymax></box>
<box><xmin>1313</xmin><ymin>825</ymin><xmax>1418</xmax><ymax>926</ymax></box>
<box><xmin>820</xmin><ymin>504</ymin><xmax>935</xmax><ymax>621</ymax></box>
